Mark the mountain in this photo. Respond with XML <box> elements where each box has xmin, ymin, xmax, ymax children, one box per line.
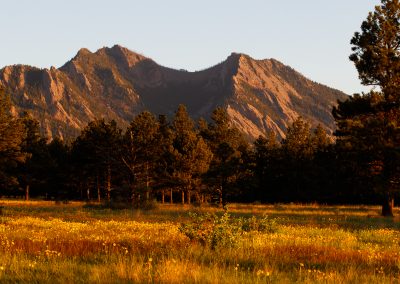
<box><xmin>0</xmin><ymin>45</ymin><xmax>347</xmax><ymax>140</ymax></box>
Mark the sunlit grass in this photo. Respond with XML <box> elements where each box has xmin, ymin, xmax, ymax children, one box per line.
<box><xmin>0</xmin><ymin>200</ymin><xmax>398</xmax><ymax>283</ymax></box>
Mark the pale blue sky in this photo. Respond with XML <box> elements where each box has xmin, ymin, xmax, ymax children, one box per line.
<box><xmin>0</xmin><ymin>0</ymin><xmax>380</xmax><ymax>94</ymax></box>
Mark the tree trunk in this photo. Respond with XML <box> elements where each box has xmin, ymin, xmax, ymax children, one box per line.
<box><xmin>162</xmin><ymin>190</ymin><xmax>165</xmax><ymax>204</ymax></box>
<box><xmin>145</xmin><ymin>162</ymin><xmax>150</xmax><ymax>201</ymax></box>
<box><xmin>181</xmin><ymin>190</ymin><xmax>185</xmax><ymax>205</ymax></box>
<box><xmin>25</xmin><ymin>185</ymin><xmax>29</xmax><ymax>201</ymax></box>
<box><xmin>170</xmin><ymin>189</ymin><xmax>173</xmax><ymax>204</ymax></box>
<box><xmin>382</xmin><ymin>196</ymin><xmax>394</xmax><ymax>217</ymax></box>
<box><xmin>195</xmin><ymin>192</ymin><xmax>201</xmax><ymax>205</ymax></box>
<box><xmin>131</xmin><ymin>184</ymin><xmax>136</xmax><ymax>207</ymax></box>
<box><xmin>219</xmin><ymin>186</ymin><xmax>223</xmax><ymax>207</ymax></box>
<box><xmin>187</xmin><ymin>190</ymin><xmax>191</xmax><ymax>205</ymax></box>
<box><xmin>87</xmin><ymin>187</ymin><xmax>90</xmax><ymax>201</ymax></box>
<box><xmin>106</xmin><ymin>166</ymin><xmax>111</xmax><ymax>202</ymax></box>
<box><xmin>97</xmin><ymin>174</ymin><xmax>101</xmax><ymax>203</ymax></box>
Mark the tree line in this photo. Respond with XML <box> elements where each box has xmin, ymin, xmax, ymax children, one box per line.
<box><xmin>0</xmin><ymin>91</ymin><xmax>391</xmax><ymax>208</ymax></box>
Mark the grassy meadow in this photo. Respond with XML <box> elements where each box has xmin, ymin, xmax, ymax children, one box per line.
<box><xmin>0</xmin><ymin>201</ymin><xmax>399</xmax><ymax>283</ymax></box>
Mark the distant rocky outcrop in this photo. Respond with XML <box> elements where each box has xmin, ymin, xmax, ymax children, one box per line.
<box><xmin>0</xmin><ymin>45</ymin><xmax>347</xmax><ymax>140</ymax></box>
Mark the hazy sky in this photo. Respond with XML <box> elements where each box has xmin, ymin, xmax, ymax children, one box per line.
<box><xmin>0</xmin><ymin>0</ymin><xmax>381</xmax><ymax>94</ymax></box>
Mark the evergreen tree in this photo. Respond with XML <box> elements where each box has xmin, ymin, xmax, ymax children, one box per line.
<box><xmin>153</xmin><ymin>115</ymin><xmax>176</xmax><ymax>203</ymax></box>
<box><xmin>309</xmin><ymin>125</ymin><xmax>336</xmax><ymax>202</ymax></box>
<box><xmin>282</xmin><ymin>117</ymin><xmax>313</xmax><ymax>159</ymax></box>
<box><xmin>280</xmin><ymin>117</ymin><xmax>315</xmax><ymax>201</ymax></box>
<box><xmin>349</xmin><ymin>0</ymin><xmax>400</xmax><ymax>97</ymax></box>
<box><xmin>335</xmin><ymin>0</ymin><xmax>400</xmax><ymax>216</ymax></box>
<box><xmin>0</xmin><ymin>88</ymin><xmax>26</xmax><ymax>191</ymax></box>
<box><xmin>311</xmin><ymin>124</ymin><xmax>332</xmax><ymax>152</ymax></box>
<box><xmin>46</xmin><ymin>137</ymin><xmax>71</xmax><ymax>200</ymax></box>
<box><xmin>17</xmin><ymin>113</ymin><xmax>50</xmax><ymax>200</ymax></box>
<box><xmin>171</xmin><ymin>105</ymin><xmax>212</xmax><ymax>204</ymax></box>
<box><xmin>71</xmin><ymin>119</ymin><xmax>122</xmax><ymax>201</ymax></box>
<box><xmin>197</xmin><ymin>117</ymin><xmax>210</xmax><ymax>140</ymax></box>
<box><xmin>203</xmin><ymin>107</ymin><xmax>248</xmax><ymax>206</ymax></box>
<box><xmin>253</xmin><ymin>132</ymin><xmax>280</xmax><ymax>202</ymax></box>
<box><xmin>122</xmin><ymin>111</ymin><xmax>160</xmax><ymax>204</ymax></box>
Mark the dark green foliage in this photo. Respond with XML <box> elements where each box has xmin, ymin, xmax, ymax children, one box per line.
<box><xmin>334</xmin><ymin>94</ymin><xmax>400</xmax><ymax>215</ymax></box>
<box><xmin>179</xmin><ymin>212</ymin><xmax>241</xmax><ymax>249</ymax></box>
<box><xmin>179</xmin><ymin>212</ymin><xmax>279</xmax><ymax>250</ymax></box>
<box><xmin>152</xmin><ymin>114</ymin><xmax>175</xmax><ymax>190</ymax></box>
<box><xmin>17</xmin><ymin>113</ymin><xmax>51</xmax><ymax>199</ymax></box>
<box><xmin>335</xmin><ymin>0</ymin><xmax>400</xmax><ymax>216</ymax></box>
<box><xmin>46</xmin><ymin>138</ymin><xmax>71</xmax><ymax>199</ymax></box>
<box><xmin>121</xmin><ymin>111</ymin><xmax>160</xmax><ymax>203</ymax></box>
<box><xmin>311</xmin><ymin>124</ymin><xmax>331</xmax><ymax>151</ymax></box>
<box><xmin>261</xmin><ymin>118</ymin><xmax>335</xmax><ymax>203</ymax></box>
<box><xmin>71</xmin><ymin>119</ymin><xmax>122</xmax><ymax>201</ymax></box>
<box><xmin>349</xmin><ymin>0</ymin><xmax>400</xmax><ymax>96</ymax></box>
<box><xmin>202</xmin><ymin>108</ymin><xmax>249</xmax><ymax>206</ymax></box>
<box><xmin>171</xmin><ymin>105</ymin><xmax>213</xmax><ymax>204</ymax></box>
<box><xmin>282</xmin><ymin>117</ymin><xmax>314</xmax><ymax>159</ymax></box>
<box><xmin>0</xmin><ymin>88</ymin><xmax>26</xmax><ymax>190</ymax></box>
<box><xmin>239</xmin><ymin>215</ymin><xmax>278</xmax><ymax>233</ymax></box>
<box><xmin>0</xmin><ymin>96</ymin><xmax>392</xmax><ymax>206</ymax></box>
<box><xmin>252</xmin><ymin>132</ymin><xmax>280</xmax><ymax>202</ymax></box>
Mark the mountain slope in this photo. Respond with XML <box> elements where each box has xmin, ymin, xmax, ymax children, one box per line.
<box><xmin>227</xmin><ymin>55</ymin><xmax>346</xmax><ymax>138</ymax></box>
<box><xmin>0</xmin><ymin>45</ymin><xmax>347</xmax><ymax>140</ymax></box>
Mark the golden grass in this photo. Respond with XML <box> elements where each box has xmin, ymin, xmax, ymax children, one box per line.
<box><xmin>0</xmin><ymin>200</ymin><xmax>398</xmax><ymax>283</ymax></box>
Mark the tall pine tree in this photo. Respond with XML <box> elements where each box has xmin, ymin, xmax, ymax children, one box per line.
<box><xmin>203</xmin><ymin>107</ymin><xmax>248</xmax><ymax>206</ymax></box>
<box><xmin>17</xmin><ymin>113</ymin><xmax>49</xmax><ymax>200</ymax></box>
<box><xmin>0</xmin><ymin>88</ymin><xmax>26</xmax><ymax>192</ymax></box>
<box><xmin>71</xmin><ymin>119</ymin><xmax>122</xmax><ymax>201</ymax></box>
<box><xmin>122</xmin><ymin>111</ymin><xmax>160</xmax><ymax>204</ymax></box>
<box><xmin>334</xmin><ymin>0</ymin><xmax>400</xmax><ymax>216</ymax></box>
<box><xmin>171</xmin><ymin>105</ymin><xmax>212</xmax><ymax>204</ymax></box>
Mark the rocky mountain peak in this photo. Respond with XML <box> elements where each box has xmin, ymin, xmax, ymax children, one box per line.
<box><xmin>227</xmin><ymin>52</ymin><xmax>243</xmax><ymax>61</ymax></box>
<box><xmin>225</xmin><ymin>52</ymin><xmax>248</xmax><ymax>69</ymax></box>
<box><xmin>98</xmin><ymin>45</ymin><xmax>148</xmax><ymax>68</ymax></box>
<box><xmin>75</xmin><ymin>47</ymin><xmax>92</xmax><ymax>58</ymax></box>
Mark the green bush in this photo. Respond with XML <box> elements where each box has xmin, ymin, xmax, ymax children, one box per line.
<box><xmin>179</xmin><ymin>212</ymin><xmax>278</xmax><ymax>250</ymax></box>
<box><xmin>239</xmin><ymin>216</ymin><xmax>279</xmax><ymax>233</ymax></box>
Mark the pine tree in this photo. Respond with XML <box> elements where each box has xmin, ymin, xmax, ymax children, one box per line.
<box><xmin>0</xmin><ymin>88</ymin><xmax>26</xmax><ymax>191</ymax></box>
<box><xmin>203</xmin><ymin>107</ymin><xmax>248</xmax><ymax>206</ymax></box>
<box><xmin>71</xmin><ymin>119</ymin><xmax>122</xmax><ymax>202</ymax></box>
<box><xmin>282</xmin><ymin>117</ymin><xmax>313</xmax><ymax>159</ymax></box>
<box><xmin>17</xmin><ymin>113</ymin><xmax>49</xmax><ymax>200</ymax></box>
<box><xmin>46</xmin><ymin>138</ymin><xmax>71</xmax><ymax>200</ymax></box>
<box><xmin>171</xmin><ymin>105</ymin><xmax>212</xmax><ymax>204</ymax></box>
<box><xmin>349</xmin><ymin>0</ymin><xmax>400</xmax><ymax>97</ymax></box>
<box><xmin>335</xmin><ymin>0</ymin><xmax>400</xmax><ymax>216</ymax></box>
<box><xmin>279</xmin><ymin>117</ymin><xmax>315</xmax><ymax>201</ymax></box>
<box><xmin>253</xmin><ymin>132</ymin><xmax>280</xmax><ymax>202</ymax></box>
<box><xmin>153</xmin><ymin>115</ymin><xmax>175</xmax><ymax>204</ymax></box>
<box><xmin>311</xmin><ymin>124</ymin><xmax>332</xmax><ymax>152</ymax></box>
<box><xmin>122</xmin><ymin>111</ymin><xmax>160</xmax><ymax>204</ymax></box>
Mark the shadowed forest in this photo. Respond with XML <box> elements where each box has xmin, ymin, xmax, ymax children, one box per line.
<box><xmin>0</xmin><ymin>100</ymin><xmax>397</xmax><ymax>212</ymax></box>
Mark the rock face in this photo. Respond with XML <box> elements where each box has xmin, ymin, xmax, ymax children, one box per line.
<box><xmin>0</xmin><ymin>45</ymin><xmax>347</xmax><ymax>140</ymax></box>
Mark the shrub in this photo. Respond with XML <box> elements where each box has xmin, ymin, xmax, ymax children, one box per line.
<box><xmin>179</xmin><ymin>212</ymin><xmax>278</xmax><ymax>250</ymax></box>
<box><xmin>179</xmin><ymin>212</ymin><xmax>240</xmax><ymax>249</ymax></box>
<box><xmin>239</xmin><ymin>216</ymin><xmax>279</xmax><ymax>233</ymax></box>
